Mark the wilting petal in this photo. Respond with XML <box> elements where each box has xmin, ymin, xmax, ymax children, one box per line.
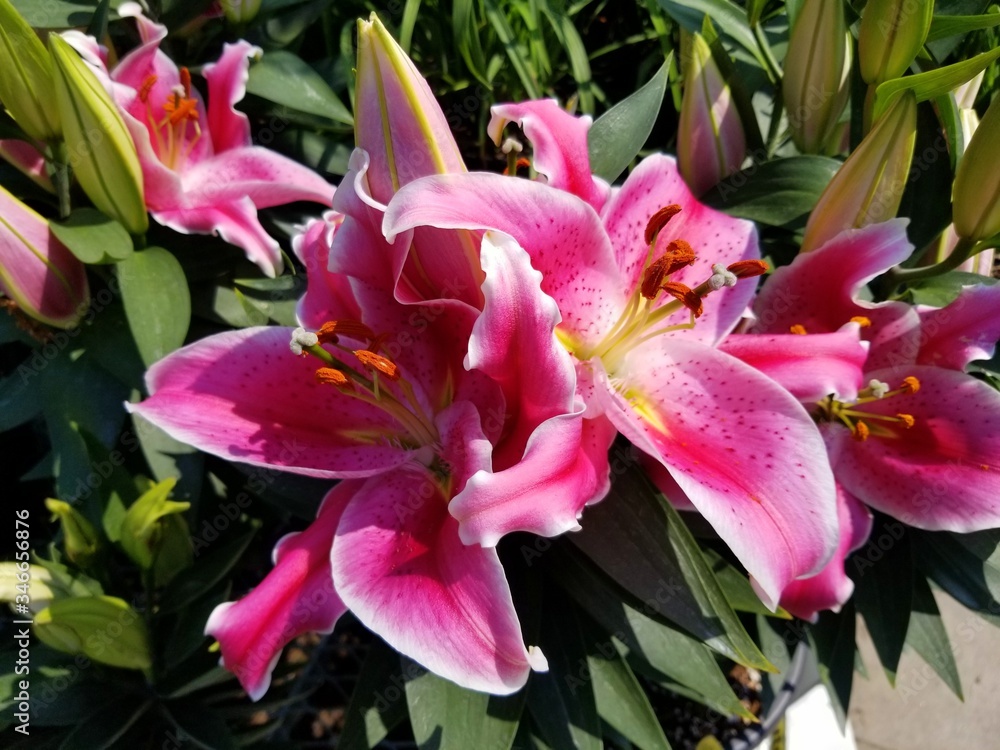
<box><xmin>203</xmin><ymin>41</ymin><xmax>258</xmax><ymax>153</ymax></box>
<box><xmin>595</xmin><ymin>338</ymin><xmax>839</xmax><ymax>608</ymax></box>
<box><xmin>331</xmin><ymin>466</ymin><xmax>547</xmax><ymax>694</ymax></box>
<box><xmin>752</xmin><ymin>220</ymin><xmax>921</xmax><ymax>368</ymax></box>
<box><xmin>825</xmin><ymin>365</ymin><xmax>1000</xmax><ymax>532</ymax></box>
<box><xmin>154</xmin><ymin>196</ymin><xmax>282</xmax><ymax>277</ymax></box>
<box><xmin>720</xmin><ymin>325</ymin><xmax>869</xmax><ymax>402</ymax></box>
<box><xmin>206</xmin><ymin>482</ymin><xmax>352</xmax><ymax>700</ymax></box>
<box><xmin>452</xmin><ymin>414</ymin><xmax>614</xmax><ymax>546</ymax></box>
<box><xmin>489</xmin><ymin>99</ymin><xmax>610</xmax><ymax>211</ymax></box>
<box><xmin>916</xmin><ymin>285</ymin><xmax>1000</xmax><ymax>370</ymax></box>
<box><xmin>128</xmin><ymin>327</ymin><xmax>422</xmax><ymax>478</ymax></box>
<box><xmin>780</xmin><ymin>485</ymin><xmax>873</xmax><ymax>622</ymax></box>
<box><xmin>292</xmin><ymin>211</ymin><xmax>364</xmax><ymax>328</ymax></box>
<box><xmin>600</xmin><ymin>154</ymin><xmax>759</xmax><ymax>344</ymax></box>
<box><xmin>384</xmin><ymin>172</ymin><xmax>623</xmax><ymax>345</ymax></box>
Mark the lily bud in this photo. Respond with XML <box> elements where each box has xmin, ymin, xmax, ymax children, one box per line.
<box><xmin>0</xmin><ymin>563</ymin><xmax>94</xmax><ymax>614</ymax></box>
<box><xmin>354</xmin><ymin>13</ymin><xmax>465</xmax><ymax>204</ymax></box>
<box><xmin>48</xmin><ymin>34</ymin><xmax>148</xmax><ymax>235</ymax></box>
<box><xmin>0</xmin><ymin>139</ymin><xmax>54</xmax><ymax>191</ymax></box>
<box><xmin>677</xmin><ymin>32</ymin><xmax>746</xmax><ymax>196</ymax></box>
<box><xmin>783</xmin><ymin>0</ymin><xmax>852</xmax><ymax>154</ymax></box>
<box><xmin>0</xmin><ymin>185</ymin><xmax>89</xmax><ymax>328</ymax></box>
<box><xmin>221</xmin><ymin>0</ymin><xmax>262</xmax><ymax>24</ymax></box>
<box><xmin>34</xmin><ymin>595</ymin><xmax>152</xmax><ymax>670</ymax></box>
<box><xmin>953</xmin><ymin>93</ymin><xmax>1000</xmax><ymax>242</ymax></box>
<box><xmin>0</xmin><ymin>0</ymin><xmax>61</xmax><ymax>141</ymax></box>
<box><xmin>45</xmin><ymin>499</ymin><xmax>101</xmax><ymax>567</ymax></box>
<box><xmin>119</xmin><ymin>478</ymin><xmax>193</xmax><ymax>584</ymax></box>
<box><xmin>859</xmin><ymin>0</ymin><xmax>933</xmax><ymax>85</ymax></box>
<box><xmin>801</xmin><ymin>92</ymin><xmax>917</xmax><ymax>252</ymax></box>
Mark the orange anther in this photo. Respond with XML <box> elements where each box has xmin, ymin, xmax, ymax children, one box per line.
<box><xmin>896</xmin><ymin>413</ymin><xmax>915</xmax><ymax>429</ymax></box>
<box><xmin>317</xmin><ymin>320</ymin><xmax>376</xmax><ymax>345</ymax></box>
<box><xmin>854</xmin><ymin>421</ymin><xmax>870</xmax><ymax>441</ymax></box>
<box><xmin>726</xmin><ymin>259</ymin><xmax>769</xmax><ymax>279</ymax></box>
<box><xmin>179</xmin><ymin>67</ymin><xmax>192</xmax><ymax>98</ymax></box>
<box><xmin>660</xmin><ymin>281</ymin><xmax>704</xmax><ymax>318</ymax></box>
<box><xmin>164</xmin><ymin>96</ymin><xmax>199</xmax><ymax>125</ymax></box>
<box><xmin>138</xmin><ymin>74</ymin><xmax>158</xmax><ymax>103</ymax></box>
<box><xmin>502</xmin><ymin>157</ymin><xmax>532</xmax><ymax>176</ymax></box>
<box><xmin>789</xmin><ymin>324</ymin><xmax>807</xmax><ymax>335</ymax></box>
<box><xmin>850</xmin><ymin>315</ymin><xmax>872</xmax><ymax>327</ymax></box>
<box><xmin>315</xmin><ymin>367</ymin><xmax>351</xmax><ymax>388</ymax></box>
<box><xmin>644</xmin><ymin>204</ymin><xmax>683</xmax><ymax>245</ymax></box>
<box><xmin>354</xmin><ymin>350</ymin><xmax>400</xmax><ymax>380</ymax></box>
<box><xmin>900</xmin><ymin>376</ymin><xmax>921</xmax><ymax>394</ymax></box>
<box><xmin>640</xmin><ymin>240</ymin><xmax>697</xmax><ymax>299</ymax></box>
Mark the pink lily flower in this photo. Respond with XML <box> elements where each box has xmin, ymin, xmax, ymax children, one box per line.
<box><xmin>0</xmin><ymin>185</ymin><xmax>89</xmax><ymax>329</ymax></box>
<box><xmin>383</xmin><ymin>151</ymin><xmax>840</xmax><ymax>609</ymax></box>
<box><xmin>78</xmin><ymin>4</ymin><xmax>333</xmax><ymax>276</ymax></box>
<box><xmin>722</xmin><ymin>219</ymin><xmax>1000</xmax><ymax>617</ymax></box>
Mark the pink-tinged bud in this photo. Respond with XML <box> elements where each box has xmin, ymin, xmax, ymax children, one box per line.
<box><xmin>354</xmin><ymin>13</ymin><xmax>465</xmax><ymax>204</ymax></box>
<box><xmin>783</xmin><ymin>0</ymin><xmax>852</xmax><ymax>154</ymax></box>
<box><xmin>0</xmin><ymin>139</ymin><xmax>53</xmax><ymax>192</ymax></box>
<box><xmin>953</xmin><ymin>93</ymin><xmax>1000</xmax><ymax>242</ymax></box>
<box><xmin>859</xmin><ymin>0</ymin><xmax>933</xmax><ymax>85</ymax></box>
<box><xmin>801</xmin><ymin>92</ymin><xmax>917</xmax><ymax>252</ymax></box>
<box><xmin>677</xmin><ymin>32</ymin><xmax>745</xmax><ymax>196</ymax></box>
<box><xmin>0</xmin><ymin>185</ymin><xmax>89</xmax><ymax>328</ymax></box>
<box><xmin>0</xmin><ymin>0</ymin><xmax>61</xmax><ymax>142</ymax></box>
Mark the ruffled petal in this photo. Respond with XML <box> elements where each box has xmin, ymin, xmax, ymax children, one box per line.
<box><xmin>292</xmin><ymin>211</ymin><xmax>364</xmax><ymax>328</ymax></box>
<box><xmin>205</xmin><ymin>482</ymin><xmax>352</xmax><ymax>700</ymax></box>
<box><xmin>128</xmin><ymin>327</ymin><xmax>421</xmax><ymax>478</ymax></box>
<box><xmin>917</xmin><ymin>285</ymin><xmax>1000</xmax><ymax>370</ymax></box>
<box><xmin>594</xmin><ymin>338</ymin><xmax>839</xmax><ymax>609</ymax></box>
<box><xmin>779</xmin><ymin>485</ymin><xmax>873</xmax><ymax>622</ymax></box>
<box><xmin>488</xmin><ymin>99</ymin><xmax>610</xmax><ymax>211</ymax></box>
<box><xmin>384</xmin><ymin>172</ymin><xmax>623</xmax><ymax>345</ymax></box>
<box><xmin>825</xmin><ymin>365</ymin><xmax>1000</xmax><ymax>532</ymax></box>
<box><xmin>720</xmin><ymin>325</ymin><xmax>869</xmax><ymax>402</ymax></box>
<box><xmin>202</xmin><ymin>41</ymin><xmax>258</xmax><ymax>153</ymax></box>
<box><xmin>330</xmin><ymin>466</ymin><xmax>547</xmax><ymax>694</ymax></box>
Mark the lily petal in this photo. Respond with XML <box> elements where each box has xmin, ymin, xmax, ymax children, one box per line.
<box><xmin>203</xmin><ymin>41</ymin><xmax>258</xmax><ymax>154</ymax></box>
<box><xmin>779</xmin><ymin>484</ymin><xmax>873</xmax><ymax>622</ymax></box>
<box><xmin>291</xmin><ymin>211</ymin><xmax>364</xmax><ymax>328</ymax></box>
<box><xmin>825</xmin><ymin>365</ymin><xmax>1000</xmax><ymax>532</ymax></box>
<box><xmin>488</xmin><ymin>99</ymin><xmax>610</xmax><ymax>211</ymax></box>
<box><xmin>720</xmin><ymin>325</ymin><xmax>869</xmax><ymax>402</ymax></box>
<box><xmin>595</xmin><ymin>338</ymin><xmax>839</xmax><ymax>608</ymax></box>
<box><xmin>205</xmin><ymin>482</ymin><xmax>352</xmax><ymax>701</ymax></box>
<box><xmin>129</xmin><ymin>327</ymin><xmax>421</xmax><ymax>478</ymax></box>
<box><xmin>384</xmin><ymin>172</ymin><xmax>623</xmax><ymax>345</ymax></box>
<box><xmin>331</xmin><ymin>466</ymin><xmax>547</xmax><ymax>694</ymax></box>
<box><xmin>916</xmin><ymin>285</ymin><xmax>1000</xmax><ymax>370</ymax></box>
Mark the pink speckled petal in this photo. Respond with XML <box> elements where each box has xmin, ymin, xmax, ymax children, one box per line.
<box><xmin>128</xmin><ymin>327</ymin><xmax>421</xmax><ymax>478</ymax></box>
<box><xmin>824</xmin><ymin>365</ymin><xmax>1000</xmax><ymax>532</ymax></box>
<box><xmin>596</xmin><ymin>338</ymin><xmax>839</xmax><ymax>609</ymax></box>
<box><xmin>205</xmin><ymin>482</ymin><xmax>352</xmax><ymax>701</ymax></box>
<box><xmin>292</xmin><ymin>211</ymin><xmax>364</xmax><ymax>328</ymax></box>
<box><xmin>203</xmin><ymin>41</ymin><xmax>257</xmax><ymax>153</ymax></box>
<box><xmin>331</xmin><ymin>466</ymin><xmax>547</xmax><ymax>694</ymax></box>
<box><xmin>917</xmin><ymin>284</ymin><xmax>1000</xmax><ymax>370</ymax></box>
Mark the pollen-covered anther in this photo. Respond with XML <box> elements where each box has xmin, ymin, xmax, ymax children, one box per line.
<box><xmin>854</xmin><ymin>421</ymin><xmax>870</xmax><ymax>441</ymax></box>
<box><xmin>789</xmin><ymin>324</ymin><xmax>807</xmax><ymax>335</ymax></box>
<box><xmin>868</xmin><ymin>379</ymin><xmax>890</xmax><ymax>398</ymax></box>
<box><xmin>726</xmin><ymin>259</ymin><xmax>769</xmax><ymax>279</ymax></box>
<box><xmin>660</xmin><ymin>281</ymin><xmax>704</xmax><ymax>318</ymax></box>
<box><xmin>896</xmin><ymin>413</ymin><xmax>915</xmax><ymax>429</ymax></box>
<box><xmin>900</xmin><ymin>376</ymin><xmax>921</xmax><ymax>394</ymax></box>
<box><xmin>354</xmin><ymin>350</ymin><xmax>401</xmax><ymax>380</ymax></box>
<box><xmin>644</xmin><ymin>204</ymin><xmax>683</xmax><ymax>245</ymax></box>
<box><xmin>640</xmin><ymin>240</ymin><xmax>697</xmax><ymax>299</ymax></box>
<box><xmin>315</xmin><ymin>367</ymin><xmax>352</xmax><ymax>388</ymax></box>
<box><xmin>137</xmin><ymin>74</ymin><xmax>158</xmax><ymax>103</ymax></box>
<box><xmin>501</xmin><ymin>137</ymin><xmax>523</xmax><ymax>154</ymax></box>
<box><xmin>850</xmin><ymin>315</ymin><xmax>872</xmax><ymax>328</ymax></box>
<box><xmin>316</xmin><ymin>320</ymin><xmax>376</xmax><ymax>345</ymax></box>
<box><xmin>289</xmin><ymin>327</ymin><xmax>318</xmax><ymax>356</ymax></box>
<box><xmin>503</xmin><ymin>157</ymin><xmax>532</xmax><ymax>176</ymax></box>
<box><xmin>179</xmin><ymin>67</ymin><xmax>193</xmax><ymax>97</ymax></box>
<box><xmin>708</xmin><ymin>263</ymin><xmax>738</xmax><ymax>291</ymax></box>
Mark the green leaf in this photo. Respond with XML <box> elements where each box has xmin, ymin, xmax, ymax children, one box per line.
<box><xmin>117</xmin><ymin>247</ymin><xmax>190</xmax><ymax>366</ymax></box>
<box><xmin>50</xmin><ymin>209</ymin><xmax>133</xmax><ymax>265</ymax></box>
<box><xmin>658</xmin><ymin>0</ymin><xmax>766</xmax><ymax>68</ymax></box>
<box><xmin>928</xmin><ymin>11</ymin><xmax>1000</xmax><ymax>41</ymax></box>
<box><xmin>129</xmin><ymin>411</ymin><xmax>204</xmax><ymax>508</ymax></box>
<box><xmin>159</xmin><ymin>522</ymin><xmax>258</xmax><ymax>613</ymax></box>
<box><xmin>57</xmin><ymin>695</ymin><xmax>152</xmax><ymax>750</ymax></box>
<box><xmin>86</xmin><ymin>0</ymin><xmax>112</xmax><ymax>39</ymax></box>
<box><xmin>570</xmin><ymin>462</ymin><xmax>772</xmax><ymax>670</ymax></box>
<box><xmin>907</xmin><ymin>271</ymin><xmax>997</xmax><ymax>307</ymax></box>
<box><xmin>915</xmin><ymin>529</ymin><xmax>1000</xmax><ymax>627</ymax></box>
<box><xmin>747</xmin><ymin>0</ymin><xmax>768</xmax><ymax>26</ymax></box>
<box><xmin>702</xmin><ymin>156</ymin><xmax>842</xmax><ymax>229</ymax></box>
<box><xmin>404</xmin><ymin>657</ymin><xmax>524</xmax><ymax>750</ymax></box>
<box><xmin>245</xmin><ymin>50</ymin><xmax>353</xmax><ymax>125</ymax></box>
<box><xmin>484</xmin><ymin>0</ymin><xmax>542</xmax><ymax>99</ymax></box>
<box><xmin>808</xmin><ymin>605</ymin><xmax>856</xmax><ymax>730</ymax></box>
<box><xmin>704</xmin><ymin>549</ymin><xmax>790</xmax><ymax>617</ymax></box>
<box><xmin>528</xmin><ymin>591</ymin><xmax>603</xmax><ymax>750</ymax></box>
<box><xmin>0</xmin><ymin>369</ymin><xmax>41</xmax><ymax>430</ymax></box>
<box><xmin>873</xmin><ymin>46</ymin><xmax>1000</xmax><ymax>121</ymax></box>
<box><xmin>588</xmin><ymin>57</ymin><xmax>670</xmax><ymax>183</ymax></box>
<box><xmin>9</xmin><ymin>0</ymin><xmax>122</xmax><ymax>28</ymax></box>
<box><xmin>340</xmin><ymin>637</ymin><xmax>409</xmax><ymax>749</ymax></box>
<box><xmin>165</xmin><ymin>700</ymin><xmax>239</xmax><ymax>750</ymax></box>
<box><xmin>906</xmin><ymin>574</ymin><xmax>963</xmax><ymax>700</ymax></box>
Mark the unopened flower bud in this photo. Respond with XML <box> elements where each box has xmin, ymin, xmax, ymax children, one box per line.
<box><xmin>119</xmin><ymin>478</ymin><xmax>193</xmax><ymax>585</ymax></box>
<box><xmin>221</xmin><ymin>0</ymin><xmax>262</xmax><ymax>24</ymax></box>
<box><xmin>802</xmin><ymin>91</ymin><xmax>917</xmax><ymax>252</ymax></box>
<box><xmin>859</xmin><ymin>0</ymin><xmax>933</xmax><ymax>85</ymax></box>
<box><xmin>48</xmin><ymin>34</ymin><xmax>148</xmax><ymax>235</ymax></box>
<box><xmin>34</xmin><ymin>595</ymin><xmax>152</xmax><ymax>670</ymax></box>
<box><xmin>0</xmin><ymin>563</ymin><xmax>94</xmax><ymax>614</ymax></box>
<box><xmin>953</xmin><ymin>93</ymin><xmax>1000</xmax><ymax>242</ymax></box>
<box><xmin>46</xmin><ymin>499</ymin><xmax>101</xmax><ymax>567</ymax></box>
<box><xmin>0</xmin><ymin>0</ymin><xmax>61</xmax><ymax>141</ymax></box>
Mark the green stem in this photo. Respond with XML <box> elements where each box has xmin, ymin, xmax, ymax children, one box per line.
<box><xmin>50</xmin><ymin>141</ymin><xmax>72</xmax><ymax>219</ymax></box>
<box><xmin>889</xmin><ymin>236</ymin><xmax>980</xmax><ymax>284</ymax></box>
